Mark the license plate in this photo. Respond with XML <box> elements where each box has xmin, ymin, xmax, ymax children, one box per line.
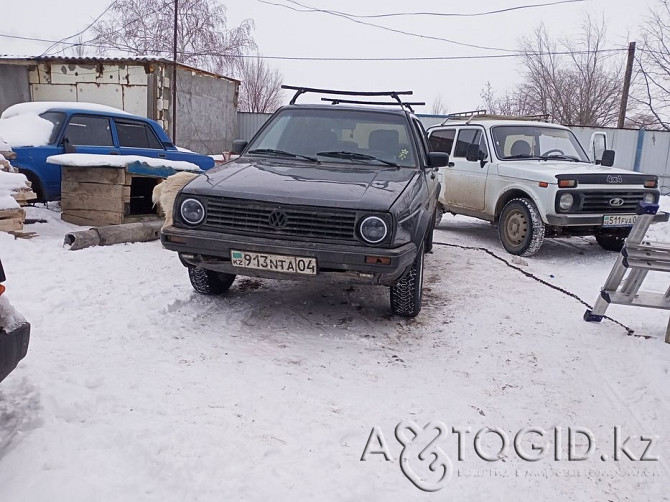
<box><xmin>603</xmin><ymin>214</ymin><xmax>637</xmax><ymax>227</ymax></box>
<box><xmin>230</xmin><ymin>250</ymin><xmax>317</xmax><ymax>275</ymax></box>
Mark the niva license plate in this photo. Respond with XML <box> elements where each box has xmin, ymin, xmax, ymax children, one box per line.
<box><xmin>603</xmin><ymin>214</ymin><xmax>637</xmax><ymax>227</ymax></box>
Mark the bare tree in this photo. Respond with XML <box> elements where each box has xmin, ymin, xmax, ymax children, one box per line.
<box><xmin>238</xmin><ymin>55</ymin><xmax>284</xmax><ymax>113</ymax></box>
<box><xmin>93</xmin><ymin>0</ymin><xmax>255</xmax><ymax>76</ymax></box>
<box><xmin>483</xmin><ymin>19</ymin><xmax>624</xmax><ymax>126</ymax></box>
<box><xmin>635</xmin><ymin>0</ymin><xmax>670</xmax><ymax>130</ymax></box>
<box><xmin>430</xmin><ymin>95</ymin><xmax>449</xmax><ymax>115</ymax></box>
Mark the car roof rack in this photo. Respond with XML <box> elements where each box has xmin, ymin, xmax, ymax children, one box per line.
<box><xmin>439</xmin><ymin>109</ymin><xmax>551</xmax><ymax>125</ymax></box>
<box><xmin>282</xmin><ymin>85</ymin><xmax>424</xmax><ymax>112</ymax></box>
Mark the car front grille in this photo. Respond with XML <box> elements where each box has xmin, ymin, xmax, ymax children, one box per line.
<box><xmin>580</xmin><ymin>191</ymin><xmax>648</xmax><ymax>213</ymax></box>
<box><xmin>203</xmin><ymin>198</ymin><xmax>358</xmax><ymax>241</ymax></box>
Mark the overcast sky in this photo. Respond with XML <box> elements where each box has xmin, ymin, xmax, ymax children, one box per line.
<box><xmin>1</xmin><ymin>0</ymin><xmax>661</xmax><ymax>114</ymax></box>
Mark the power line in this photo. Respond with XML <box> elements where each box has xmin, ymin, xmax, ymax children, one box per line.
<box><xmin>258</xmin><ymin>0</ymin><xmax>518</xmax><ymax>53</ymax></box>
<box><xmin>276</xmin><ymin>0</ymin><xmax>587</xmax><ymax>19</ymax></box>
<box><xmin>39</xmin><ymin>0</ymin><xmax>120</xmax><ymax>56</ymax></box>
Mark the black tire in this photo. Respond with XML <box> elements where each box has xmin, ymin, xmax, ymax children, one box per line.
<box><xmin>595</xmin><ymin>233</ymin><xmax>627</xmax><ymax>252</ymax></box>
<box><xmin>434</xmin><ymin>203</ymin><xmax>445</xmax><ymax>228</ymax></box>
<box><xmin>20</xmin><ymin>170</ymin><xmax>45</xmax><ymax>203</ymax></box>
<box><xmin>390</xmin><ymin>244</ymin><xmax>424</xmax><ymax>318</ymax></box>
<box><xmin>188</xmin><ymin>266</ymin><xmax>236</xmax><ymax>295</ymax></box>
<box><xmin>498</xmin><ymin>198</ymin><xmax>545</xmax><ymax>256</ymax></box>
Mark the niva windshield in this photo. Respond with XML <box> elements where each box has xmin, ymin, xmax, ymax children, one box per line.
<box><xmin>491</xmin><ymin>125</ymin><xmax>589</xmax><ymax>162</ymax></box>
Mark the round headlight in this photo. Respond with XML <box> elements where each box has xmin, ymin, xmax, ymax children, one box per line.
<box><xmin>559</xmin><ymin>193</ymin><xmax>574</xmax><ymax>211</ymax></box>
<box><xmin>359</xmin><ymin>216</ymin><xmax>388</xmax><ymax>244</ymax></box>
<box><xmin>643</xmin><ymin>192</ymin><xmax>656</xmax><ymax>204</ymax></box>
<box><xmin>180</xmin><ymin>198</ymin><xmax>205</xmax><ymax>225</ymax></box>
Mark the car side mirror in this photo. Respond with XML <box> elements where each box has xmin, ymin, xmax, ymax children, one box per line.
<box><xmin>465</xmin><ymin>143</ymin><xmax>480</xmax><ymax>162</ymax></box>
<box><xmin>600</xmin><ymin>149</ymin><xmax>615</xmax><ymax>167</ymax></box>
<box><xmin>232</xmin><ymin>139</ymin><xmax>248</xmax><ymax>155</ymax></box>
<box><xmin>427</xmin><ymin>152</ymin><xmax>449</xmax><ymax>168</ymax></box>
<box><xmin>63</xmin><ymin>137</ymin><xmax>76</xmax><ymax>153</ymax></box>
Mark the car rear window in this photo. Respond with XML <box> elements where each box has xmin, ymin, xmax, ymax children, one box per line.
<box><xmin>116</xmin><ymin>120</ymin><xmax>163</xmax><ymax>149</ymax></box>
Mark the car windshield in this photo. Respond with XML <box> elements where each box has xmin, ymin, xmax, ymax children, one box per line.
<box><xmin>247</xmin><ymin>108</ymin><xmax>417</xmax><ymax>167</ymax></box>
<box><xmin>491</xmin><ymin>125</ymin><xmax>589</xmax><ymax>162</ymax></box>
<box><xmin>39</xmin><ymin>111</ymin><xmax>66</xmax><ymax>144</ymax></box>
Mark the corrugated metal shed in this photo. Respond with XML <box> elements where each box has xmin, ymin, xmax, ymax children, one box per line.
<box><xmin>237</xmin><ymin>112</ymin><xmax>272</xmax><ymax>141</ymax></box>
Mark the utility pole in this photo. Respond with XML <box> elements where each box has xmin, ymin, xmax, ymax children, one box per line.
<box><xmin>618</xmin><ymin>42</ymin><xmax>636</xmax><ymax>129</ymax></box>
<box><xmin>172</xmin><ymin>0</ymin><xmax>179</xmax><ymax>143</ymax></box>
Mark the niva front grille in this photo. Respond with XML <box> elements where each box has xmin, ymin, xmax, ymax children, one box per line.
<box><xmin>204</xmin><ymin>198</ymin><xmax>357</xmax><ymax>240</ymax></box>
<box><xmin>580</xmin><ymin>191</ymin><xmax>647</xmax><ymax>213</ymax></box>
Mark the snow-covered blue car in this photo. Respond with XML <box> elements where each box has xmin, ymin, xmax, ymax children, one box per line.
<box><xmin>0</xmin><ymin>102</ymin><xmax>215</xmax><ymax>201</ymax></box>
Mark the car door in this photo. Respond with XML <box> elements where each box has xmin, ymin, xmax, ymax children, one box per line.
<box><xmin>428</xmin><ymin>127</ymin><xmax>456</xmax><ymax>206</ymax></box>
<box><xmin>445</xmin><ymin>127</ymin><xmax>490</xmax><ymax>211</ymax></box>
<box><xmin>114</xmin><ymin>118</ymin><xmax>167</xmax><ymax>158</ymax></box>
<box><xmin>412</xmin><ymin>118</ymin><xmax>440</xmax><ymax>208</ymax></box>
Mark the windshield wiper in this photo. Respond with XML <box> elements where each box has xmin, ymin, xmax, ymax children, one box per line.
<box><xmin>539</xmin><ymin>154</ymin><xmax>580</xmax><ymax>162</ymax></box>
<box><xmin>505</xmin><ymin>154</ymin><xmax>544</xmax><ymax>160</ymax></box>
<box><xmin>317</xmin><ymin>151</ymin><xmax>398</xmax><ymax>167</ymax></box>
<box><xmin>248</xmin><ymin>148</ymin><xmax>318</xmax><ymax>162</ymax></box>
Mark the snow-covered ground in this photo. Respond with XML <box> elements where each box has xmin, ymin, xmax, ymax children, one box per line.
<box><xmin>0</xmin><ymin>203</ymin><xmax>669</xmax><ymax>501</ymax></box>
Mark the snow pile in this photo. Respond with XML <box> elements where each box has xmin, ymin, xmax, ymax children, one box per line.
<box><xmin>0</xmin><ymin>170</ymin><xmax>29</xmax><ymax>210</ymax></box>
<box><xmin>0</xmin><ymin>114</ymin><xmax>53</xmax><ymax>147</ymax></box>
<box><xmin>1</xmin><ymin>101</ymin><xmax>130</xmax><ymax>119</ymax></box>
<box><xmin>47</xmin><ymin>153</ymin><xmax>202</xmax><ymax>172</ymax></box>
<box><xmin>0</xmin><ymin>296</ymin><xmax>27</xmax><ymax>332</ymax></box>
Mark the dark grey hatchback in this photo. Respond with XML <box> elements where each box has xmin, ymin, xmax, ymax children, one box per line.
<box><xmin>160</xmin><ymin>87</ymin><xmax>449</xmax><ymax>317</ymax></box>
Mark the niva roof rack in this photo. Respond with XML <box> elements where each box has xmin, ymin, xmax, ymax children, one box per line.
<box><xmin>281</xmin><ymin>85</ymin><xmax>425</xmax><ymax>113</ymax></box>
<box><xmin>439</xmin><ymin>109</ymin><xmax>551</xmax><ymax>125</ymax></box>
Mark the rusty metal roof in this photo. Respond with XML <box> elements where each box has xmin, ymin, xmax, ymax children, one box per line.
<box><xmin>0</xmin><ymin>55</ymin><xmax>240</xmax><ymax>83</ymax></box>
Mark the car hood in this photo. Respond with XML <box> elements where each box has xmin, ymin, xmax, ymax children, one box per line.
<box><xmin>182</xmin><ymin>157</ymin><xmax>418</xmax><ymax>211</ymax></box>
<box><xmin>496</xmin><ymin>160</ymin><xmax>648</xmax><ymax>183</ymax></box>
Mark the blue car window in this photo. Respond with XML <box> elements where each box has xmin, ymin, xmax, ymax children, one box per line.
<box><xmin>116</xmin><ymin>120</ymin><xmax>163</xmax><ymax>149</ymax></box>
<box><xmin>39</xmin><ymin>111</ymin><xmax>66</xmax><ymax>144</ymax></box>
<box><xmin>64</xmin><ymin>116</ymin><xmax>113</xmax><ymax>146</ymax></box>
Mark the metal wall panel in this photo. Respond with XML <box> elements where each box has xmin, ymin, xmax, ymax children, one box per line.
<box><xmin>237</xmin><ymin>112</ymin><xmax>272</xmax><ymax>141</ymax></box>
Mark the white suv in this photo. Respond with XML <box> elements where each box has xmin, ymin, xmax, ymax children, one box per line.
<box><xmin>426</xmin><ymin>116</ymin><xmax>665</xmax><ymax>256</ymax></box>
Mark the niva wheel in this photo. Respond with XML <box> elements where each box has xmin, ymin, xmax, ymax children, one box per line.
<box><xmin>390</xmin><ymin>244</ymin><xmax>424</xmax><ymax>318</ymax></box>
<box><xmin>498</xmin><ymin>198</ymin><xmax>545</xmax><ymax>256</ymax></box>
<box><xmin>188</xmin><ymin>266</ymin><xmax>236</xmax><ymax>295</ymax></box>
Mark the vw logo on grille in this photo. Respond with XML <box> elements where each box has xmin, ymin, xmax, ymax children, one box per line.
<box><xmin>268</xmin><ymin>210</ymin><xmax>288</xmax><ymax>229</ymax></box>
<box><xmin>609</xmin><ymin>198</ymin><xmax>625</xmax><ymax>207</ymax></box>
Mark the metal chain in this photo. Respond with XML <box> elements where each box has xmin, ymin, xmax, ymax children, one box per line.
<box><xmin>433</xmin><ymin>241</ymin><xmax>640</xmax><ymax>338</ymax></box>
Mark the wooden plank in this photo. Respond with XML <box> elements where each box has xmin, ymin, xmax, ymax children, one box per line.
<box><xmin>62</xmin><ymin>182</ymin><xmax>131</xmax><ymax>200</ymax></box>
<box><xmin>61</xmin><ymin>195</ymin><xmax>126</xmax><ymax>213</ymax></box>
<box><xmin>62</xmin><ymin>210</ymin><xmax>125</xmax><ymax>226</ymax></box>
<box><xmin>0</xmin><ymin>208</ymin><xmax>25</xmax><ymax>220</ymax></box>
<box><xmin>62</xmin><ymin>166</ymin><xmax>127</xmax><ymax>185</ymax></box>
<box><xmin>0</xmin><ymin>218</ymin><xmax>23</xmax><ymax>232</ymax></box>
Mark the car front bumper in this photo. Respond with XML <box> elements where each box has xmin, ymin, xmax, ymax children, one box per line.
<box><xmin>545</xmin><ymin>211</ymin><xmax>670</xmax><ymax>227</ymax></box>
<box><xmin>0</xmin><ymin>321</ymin><xmax>30</xmax><ymax>383</ymax></box>
<box><xmin>161</xmin><ymin>226</ymin><xmax>418</xmax><ymax>286</ymax></box>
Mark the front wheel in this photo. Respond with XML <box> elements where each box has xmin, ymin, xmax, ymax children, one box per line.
<box><xmin>498</xmin><ymin>198</ymin><xmax>545</xmax><ymax>256</ymax></box>
<box><xmin>595</xmin><ymin>232</ymin><xmax>628</xmax><ymax>252</ymax></box>
<box><xmin>390</xmin><ymin>244</ymin><xmax>424</xmax><ymax>318</ymax></box>
<box><xmin>188</xmin><ymin>267</ymin><xmax>236</xmax><ymax>295</ymax></box>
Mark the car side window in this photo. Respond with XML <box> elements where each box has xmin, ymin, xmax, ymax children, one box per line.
<box><xmin>64</xmin><ymin>116</ymin><xmax>114</xmax><ymax>146</ymax></box>
<box><xmin>454</xmin><ymin>128</ymin><xmax>488</xmax><ymax>158</ymax></box>
<box><xmin>116</xmin><ymin>120</ymin><xmax>163</xmax><ymax>149</ymax></box>
<box><xmin>429</xmin><ymin>128</ymin><xmax>455</xmax><ymax>155</ymax></box>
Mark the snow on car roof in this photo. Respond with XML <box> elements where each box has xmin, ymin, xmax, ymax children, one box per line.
<box><xmin>1</xmin><ymin>101</ymin><xmax>132</xmax><ymax>119</ymax></box>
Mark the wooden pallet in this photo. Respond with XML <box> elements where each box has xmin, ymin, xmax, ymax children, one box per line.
<box><xmin>0</xmin><ymin>208</ymin><xmax>25</xmax><ymax>232</ymax></box>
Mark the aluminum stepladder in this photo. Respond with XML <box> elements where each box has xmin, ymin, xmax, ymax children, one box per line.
<box><xmin>584</xmin><ymin>202</ymin><xmax>670</xmax><ymax>343</ymax></box>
